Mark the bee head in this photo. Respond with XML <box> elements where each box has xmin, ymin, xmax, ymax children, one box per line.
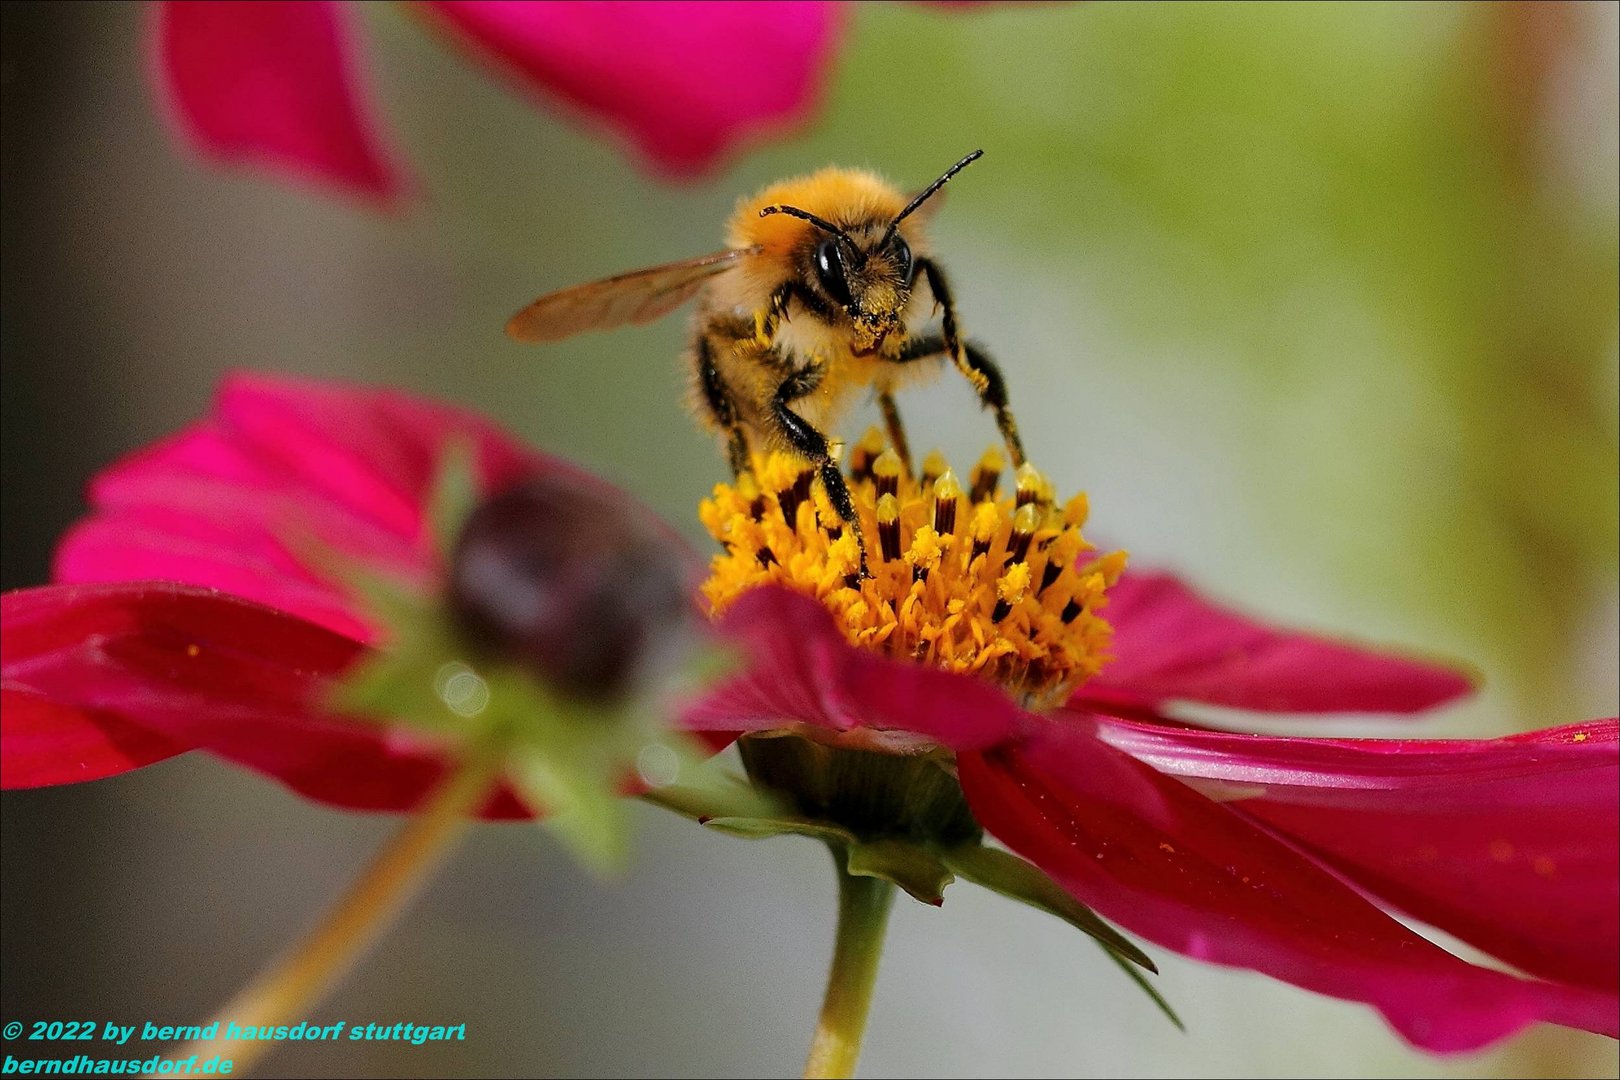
<box><xmin>759</xmin><ymin>150</ymin><xmax>983</xmax><ymax>353</ymax></box>
<box><xmin>810</xmin><ymin>228</ymin><xmax>915</xmax><ymax>351</ymax></box>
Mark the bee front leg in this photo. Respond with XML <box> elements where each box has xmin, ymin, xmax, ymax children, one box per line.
<box><xmin>769</xmin><ymin>280</ymin><xmax>833</xmax><ymax>325</ymax></box>
<box><xmin>697</xmin><ymin>336</ymin><xmax>752</xmax><ymax>478</ymax></box>
<box><xmin>771</xmin><ymin>365</ymin><xmax>871</xmax><ymax>580</ymax></box>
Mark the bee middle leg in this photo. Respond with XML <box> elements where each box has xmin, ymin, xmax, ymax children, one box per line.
<box><xmin>697</xmin><ymin>336</ymin><xmax>752</xmax><ymax>478</ymax></box>
<box><xmin>895</xmin><ymin>332</ymin><xmax>1026</xmax><ymax>468</ymax></box>
<box><xmin>875</xmin><ymin>389</ymin><xmax>914</xmax><ymax>478</ymax></box>
<box><xmin>771</xmin><ymin>364</ymin><xmax>871</xmax><ymax>580</ymax></box>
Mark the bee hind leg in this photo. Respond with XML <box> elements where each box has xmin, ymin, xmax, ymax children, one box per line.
<box><xmin>771</xmin><ymin>365</ymin><xmax>871</xmax><ymax>581</ymax></box>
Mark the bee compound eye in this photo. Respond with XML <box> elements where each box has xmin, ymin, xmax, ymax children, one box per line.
<box><xmin>891</xmin><ymin>235</ymin><xmax>914</xmax><ymax>284</ymax></box>
<box><xmin>814</xmin><ymin>238</ymin><xmax>853</xmax><ymax>307</ymax></box>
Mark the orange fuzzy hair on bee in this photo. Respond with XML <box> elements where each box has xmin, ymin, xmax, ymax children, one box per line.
<box><xmin>725</xmin><ymin>168</ymin><xmax>913</xmax><ymax>254</ymax></box>
<box><xmin>716</xmin><ymin>167</ymin><xmax>943</xmax><ymax>325</ymax></box>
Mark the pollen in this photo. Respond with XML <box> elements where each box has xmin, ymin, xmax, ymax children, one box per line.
<box><xmin>698</xmin><ymin>434</ymin><xmax>1125</xmax><ymax>707</ymax></box>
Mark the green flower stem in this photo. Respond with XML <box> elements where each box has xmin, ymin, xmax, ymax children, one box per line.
<box><xmin>803</xmin><ymin>846</ymin><xmax>897</xmax><ymax>1080</ymax></box>
<box><xmin>172</xmin><ymin>735</ymin><xmax>508</xmax><ymax>1077</ymax></box>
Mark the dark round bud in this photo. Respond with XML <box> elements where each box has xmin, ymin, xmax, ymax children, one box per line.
<box><xmin>448</xmin><ymin>476</ymin><xmax>693</xmax><ymax>702</ymax></box>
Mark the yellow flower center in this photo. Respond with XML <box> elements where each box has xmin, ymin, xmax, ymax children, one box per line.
<box><xmin>699</xmin><ymin>432</ymin><xmax>1126</xmax><ymax>708</ymax></box>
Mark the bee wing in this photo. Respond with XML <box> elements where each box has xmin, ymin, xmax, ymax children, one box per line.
<box><xmin>506</xmin><ymin>247</ymin><xmax>759</xmax><ymax>344</ymax></box>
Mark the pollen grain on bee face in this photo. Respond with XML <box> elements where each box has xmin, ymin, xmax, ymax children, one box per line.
<box><xmin>698</xmin><ymin>430</ymin><xmax>1126</xmax><ymax>707</ymax></box>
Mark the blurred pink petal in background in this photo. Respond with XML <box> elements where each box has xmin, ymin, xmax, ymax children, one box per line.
<box><xmin>53</xmin><ymin>372</ymin><xmax>581</xmax><ymax>643</ymax></box>
<box><xmin>152</xmin><ymin>0</ymin><xmax>844</xmax><ymax>200</ymax></box>
<box><xmin>426</xmin><ymin>1</ymin><xmax>841</xmax><ymax>177</ymax></box>
<box><xmin>153</xmin><ymin>1</ymin><xmax>403</xmax><ymax>201</ymax></box>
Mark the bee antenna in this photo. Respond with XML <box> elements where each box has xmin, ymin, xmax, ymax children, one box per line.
<box><xmin>759</xmin><ymin>204</ymin><xmax>854</xmax><ymax>243</ymax></box>
<box><xmin>881</xmin><ymin>149</ymin><xmax>984</xmax><ymax>247</ymax></box>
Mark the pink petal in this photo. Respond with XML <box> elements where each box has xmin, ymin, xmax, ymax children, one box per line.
<box><xmin>152</xmin><ymin>1</ymin><xmax>403</xmax><ymax>201</ymax></box>
<box><xmin>958</xmin><ymin>718</ymin><xmax>1618</xmax><ymax>1051</ymax></box>
<box><xmin>1094</xmin><ymin>714</ymin><xmax>1619</xmax><ymax>993</ymax></box>
<box><xmin>425</xmin><ymin>1</ymin><xmax>843</xmax><ymax>176</ymax></box>
<box><xmin>1</xmin><ymin>684</ymin><xmax>184</xmax><ymax>788</ymax></box>
<box><xmin>1079</xmin><ymin>570</ymin><xmax>1474</xmax><ymax>716</ymax></box>
<box><xmin>55</xmin><ymin>372</ymin><xmax>592</xmax><ymax>643</ymax></box>
<box><xmin>683</xmin><ymin>586</ymin><xmax>1024</xmax><ymax>751</ymax></box>
<box><xmin>1</xmin><ymin>582</ymin><xmax>529</xmax><ymax>818</ymax></box>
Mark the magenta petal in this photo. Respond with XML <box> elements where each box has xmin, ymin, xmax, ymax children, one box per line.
<box><xmin>152</xmin><ymin>1</ymin><xmax>403</xmax><ymax>201</ymax></box>
<box><xmin>426</xmin><ymin>1</ymin><xmax>843</xmax><ymax>176</ymax></box>
<box><xmin>1</xmin><ymin>684</ymin><xmax>185</xmax><ymax>788</ymax></box>
<box><xmin>1094</xmin><ymin>713</ymin><xmax>1620</xmax><ymax>993</ymax></box>
<box><xmin>683</xmin><ymin>586</ymin><xmax>1024</xmax><ymax>751</ymax></box>
<box><xmin>0</xmin><ymin>582</ymin><xmax>529</xmax><ymax>818</ymax></box>
<box><xmin>54</xmin><ymin>372</ymin><xmax>572</xmax><ymax>643</ymax></box>
<box><xmin>958</xmin><ymin>718</ymin><xmax>1618</xmax><ymax>1050</ymax></box>
<box><xmin>1078</xmin><ymin>570</ymin><xmax>1474</xmax><ymax>715</ymax></box>
<box><xmin>55</xmin><ymin>510</ymin><xmax>383</xmax><ymax>646</ymax></box>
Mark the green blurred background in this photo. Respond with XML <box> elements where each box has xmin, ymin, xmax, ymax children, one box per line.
<box><xmin>2</xmin><ymin>2</ymin><xmax>1615</xmax><ymax>1076</ymax></box>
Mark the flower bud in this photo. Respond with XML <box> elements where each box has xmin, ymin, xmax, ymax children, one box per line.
<box><xmin>449</xmin><ymin>476</ymin><xmax>691</xmax><ymax>702</ymax></box>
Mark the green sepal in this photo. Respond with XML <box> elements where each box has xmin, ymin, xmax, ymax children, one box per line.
<box><xmin>699</xmin><ymin>818</ymin><xmax>954</xmax><ymax>906</ymax></box>
<box><xmin>1102</xmin><ymin>948</ymin><xmax>1185</xmax><ymax>1032</ymax></box>
<box><xmin>941</xmin><ymin>844</ymin><xmax>1183</xmax><ymax>1030</ymax></box>
<box><xmin>846</xmin><ymin>840</ymin><xmax>954</xmax><ymax>906</ymax></box>
<box><xmin>700</xmin><ymin>816</ymin><xmax>857</xmax><ymax>844</ymax></box>
<box><xmin>940</xmin><ymin>844</ymin><xmax>1154</xmax><ymax>971</ymax></box>
<box><xmin>649</xmin><ymin>784</ymin><xmax>959</xmax><ymax>906</ymax></box>
<box><xmin>636</xmin><ymin>764</ymin><xmax>786</xmax><ymax>826</ymax></box>
<box><xmin>327</xmin><ymin>570</ymin><xmax>728</xmax><ymax>875</ymax></box>
<box><xmin>507</xmin><ymin>740</ymin><xmax>631</xmax><ymax>876</ymax></box>
<box><xmin>327</xmin><ymin>575</ymin><xmax>476</xmax><ymax>738</ymax></box>
<box><xmin>657</xmin><ymin>802</ymin><xmax>956</xmax><ymax>906</ymax></box>
<box><xmin>426</xmin><ymin>439</ymin><xmax>482</xmax><ymax>563</ymax></box>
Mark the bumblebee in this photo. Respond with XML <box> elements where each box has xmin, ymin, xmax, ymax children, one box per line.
<box><xmin>507</xmin><ymin>150</ymin><xmax>1024</xmax><ymax>577</ymax></box>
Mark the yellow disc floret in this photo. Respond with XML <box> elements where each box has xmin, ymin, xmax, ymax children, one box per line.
<box><xmin>699</xmin><ymin>432</ymin><xmax>1126</xmax><ymax>708</ymax></box>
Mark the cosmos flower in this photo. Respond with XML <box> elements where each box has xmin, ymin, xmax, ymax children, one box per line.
<box><xmin>151</xmin><ymin>0</ymin><xmax>844</xmax><ymax>199</ymax></box>
<box><xmin>685</xmin><ymin>449</ymin><xmax>1619</xmax><ymax>1053</ymax></box>
<box><xmin>2</xmin><ymin>375</ymin><xmax>1614</xmax><ymax>1056</ymax></box>
<box><xmin>0</xmin><ymin>373</ymin><xmax>679</xmax><ymax>816</ymax></box>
